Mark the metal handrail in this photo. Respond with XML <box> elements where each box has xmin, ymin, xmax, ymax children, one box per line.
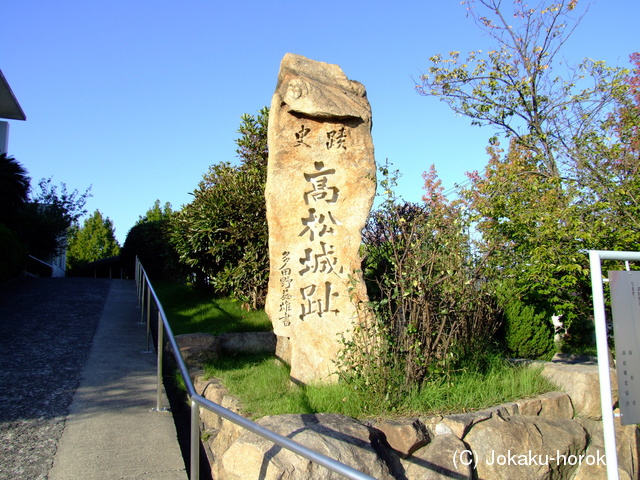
<box><xmin>134</xmin><ymin>258</ymin><xmax>375</xmax><ymax>480</ymax></box>
<box><xmin>28</xmin><ymin>254</ymin><xmax>54</xmax><ymax>269</ymax></box>
<box><xmin>26</xmin><ymin>255</ymin><xmax>54</xmax><ymax>277</ymax></box>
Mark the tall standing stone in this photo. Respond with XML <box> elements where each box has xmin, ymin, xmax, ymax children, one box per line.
<box><xmin>265</xmin><ymin>53</ymin><xmax>376</xmax><ymax>384</ymax></box>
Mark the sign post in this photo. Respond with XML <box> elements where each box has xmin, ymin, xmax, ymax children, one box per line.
<box><xmin>608</xmin><ymin>270</ymin><xmax>640</xmax><ymax>425</ymax></box>
<box><xmin>589</xmin><ymin>250</ymin><xmax>640</xmax><ymax>480</ymax></box>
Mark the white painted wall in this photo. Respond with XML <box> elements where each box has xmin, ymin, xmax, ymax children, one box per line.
<box><xmin>0</xmin><ymin>121</ymin><xmax>8</xmax><ymax>154</ymax></box>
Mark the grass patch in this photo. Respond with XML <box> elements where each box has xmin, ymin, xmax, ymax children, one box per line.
<box><xmin>152</xmin><ymin>281</ymin><xmax>272</xmax><ymax>336</ymax></box>
<box><xmin>203</xmin><ymin>353</ymin><xmax>556</xmax><ymax>420</ymax></box>
<box><xmin>203</xmin><ymin>353</ymin><xmax>367</xmax><ymax>419</ymax></box>
<box><xmin>401</xmin><ymin>362</ymin><xmax>555</xmax><ymax>415</ymax></box>
<box><xmin>155</xmin><ymin>280</ymin><xmax>556</xmax><ymax>419</ymax></box>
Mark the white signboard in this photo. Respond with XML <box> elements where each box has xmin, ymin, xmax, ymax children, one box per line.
<box><xmin>608</xmin><ymin>270</ymin><xmax>640</xmax><ymax>425</ymax></box>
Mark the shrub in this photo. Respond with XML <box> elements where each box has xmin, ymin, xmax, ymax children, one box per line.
<box><xmin>121</xmin><ymin>219</ymin><xmax>182</xmax><ymax>281</ymax></box>
<box><xmin>497</xmin><ymin>284</ymin><xmax>555</xmax><ymax>360</ymax></box>
<box><xmin>339</xmin><ymin>165</ymin><xmax>501</xmax><ymax>406</ymax></box>
<box><xmin>168</xmin><ymin>108</ymin><xmax>269</xmax><ymax>308</ymax></box>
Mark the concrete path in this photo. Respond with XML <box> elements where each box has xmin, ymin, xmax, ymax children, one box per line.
<box><xmin>1</xmin><ymin>277</ymin><xmax>111</xmax><ymax>479</ymax></box>
<box><xmin>48</xmin><ymin>279</ymin><xmax>187</xmax><ymax>480</ymax></box>
<box><xmin>0</xmin><ymin>277</ymin><xmax>187</xmax><ymax>479</ymax></box>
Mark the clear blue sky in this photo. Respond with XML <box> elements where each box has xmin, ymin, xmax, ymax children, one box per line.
<box><xmin>1</xmin><ymin>1</ymin><xmax>637</xmax><ymax>244</ymax></box>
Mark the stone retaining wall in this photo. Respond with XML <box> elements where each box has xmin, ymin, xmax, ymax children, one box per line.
<box><xmin>177</xmin><ymin>334</ymin><xmax>639</xmax><ymax>479</ymax></box>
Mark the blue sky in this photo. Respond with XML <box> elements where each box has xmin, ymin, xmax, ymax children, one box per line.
<box><xmin>1</xmin><ymin>1</ymin><xmax>637</xmax><ymax>243</ymax></box>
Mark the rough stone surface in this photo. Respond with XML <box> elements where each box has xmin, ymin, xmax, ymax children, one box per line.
<box><xmin>401</xmin><ymin>434</ymin><xmax>473</xmax><ymax>480</ymax></box>
<box><xmin>493</xmin><ymin>401</ymin><xmax>520</xmax><ymax>417</ymax></box>
<box><xmin>210</xmin><ymin>396</ymin><xmax>246</xmax><ymax>480</ymax></box>
<box><xmin>573</xmin><ymin>417</ymin><xmax>639</xmax><ymax>480</ymax></box>
<box><xmin>174</xmin><ymin>333</ymin><xmax>220</xmax><ymax>368</ymax></box>
<box><xmin>510</xmin><ymin>391</ymin><xmax>574</xmax><ymax>418</ymax></box>
<box><xmin>537</xmin><ymin>391</ymin><xmax>574</xmax><ymax>418</ymax></box>
<box><xmin>439</xmin><ymin>411</ymin><xmax>492</xmax><ymax>439</ymax></box>
<box><xmin>193</xmin><ymin>374</ymin><xmax>210</xmax><ymax>397</ymax></box>
<box><xmin>218</xmin><ymin>332</ymin><xmax>276</xmax><ymax>355</ymax></box>
<box><xmin>195</xmin><ymin>376</ymin><xmax>229</xmax><ymax>432</ymax></box>
<box><xmin>264</xmin><ymin>53</ymin><xmax>376</xmax><ymax>384</ymax></box>
<box><xmin>372</xmin><ymin>418</ymin><xmax>430</xmax><ymax>458</ymax></box>
<box><xmin>176</xmin><ymin>332</ymin><xmax>276</xmax><ymax>370</ymax></box>
<box><xmin>418</xmin><ymin>415</ymin><xmax>444</xmax><ymax>438</ymax></box>
<box><xmin>196</xmin><ymin>382</ymin><xmax>639</xmax><ymax>480</ymax></box>
<box><xmin>219</xmin><ymin>414</ymin><xmax>394</xmax><ymax>480</ymax></box>
<box><xmin>542</xmin><ymin>357</ymin><xmax>617</xmax><ymax>419</ymax></box>
<box><xmin>463</xmin><ymin>415</ymin><xmax>589</xmax><ymax>480</ymax></box>
<box><xmin>515</xmin><ymin>396</ymin><xmax>543</xmax><ymax>416</ymax></box>
<box><xmin>191</xmin><ymin>353</ymin><xmax>637</xmax><ymax>480</ymax></box>
<box><xmin>275</xmin><ymin>335</ymin><xmax>292</xmax><ymax>365</ymax></box>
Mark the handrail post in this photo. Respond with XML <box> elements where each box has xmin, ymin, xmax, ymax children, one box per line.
<box><xmin>135</xmin><ymin>258</ymin><xmax>140</xmax><ymax>305</ymax></box>
<box><xmin>190</xmin><ymin>400</ymin><xmax>200</xmax><ymax>480</ymax></box>
<box><xmin>136</xmin><ymin>259</ymin><xmax>374</xmax><ymax>480</ymax></box>
<box><xmin>136</xmin><ymin>258</ymin><xmax>143</xmax><ymax>308</ymax></box>
<box><xmin>155</xmin><ymin>311</ymin><xmax>165</xmax><ymax>412</ymax></box>
<box><xmin>137</xmin><ymin>260</ymin><xmax>143</xmax><ymax>306</ymax></box>
<box><xmin>145</xmin><ymin>284</ymin><xmax>152</xmax><ymax>352</ymax></box>
<box><xmin>139</xmin><ymin>279</ymin><xmax>144</xmax><ymax>322</ymax></box>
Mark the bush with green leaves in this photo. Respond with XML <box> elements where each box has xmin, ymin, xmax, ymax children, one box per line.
<box><xmin>0</xmin><ymin>153</ymin><xmax>30</xmax><ymax>231</ymax></box>
<box><xmin>169</xmin><ymin>108</ymin><xmax>269</xmax><ymax>308</ymax></box>
<box><xmin>120</xmin><ymin>200</ymin><xmax>182</xmax><ymax>280</ymax></box>
<box><xmin>339</xmin><ymin>165</ymin><xmax>501</xmax><ymax>406</ymax></box>
<box><xmin>0</xmin><ymin>154</ymin><xmax>29</xmax><ymax>280</ymax></box>
<box><xmin>418</xmin><ymin>2</ymin><xmax>639</xmax><ymax>355</ymax></box>
<box><xmin>495</xmin><ymin>282</ymin><xmax>556</xmax><ymax>360</ymax></box>
<box><xmin>123</xmin><ymin>219</ymin><xmax>186</xmax><ymax>281</ymax></box>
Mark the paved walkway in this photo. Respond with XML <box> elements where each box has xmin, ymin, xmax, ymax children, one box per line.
<box><xmin>0</xmin><ymin>278</ymin><xmax>187</xmax><ymax>480</ymax></box>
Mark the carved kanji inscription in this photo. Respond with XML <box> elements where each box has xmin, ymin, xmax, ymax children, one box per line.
<box><xmin>265</xmin><ymin>54</ymin><xmax>376</xmax><ymax>384</ymax></box>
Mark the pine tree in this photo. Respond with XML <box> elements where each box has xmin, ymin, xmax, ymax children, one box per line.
<box><xmin>67</xmin><ymin>210</ymin><xmax>120</xmax><ymax>271</ymax></box>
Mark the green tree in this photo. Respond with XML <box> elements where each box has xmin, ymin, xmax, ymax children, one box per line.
<box><xmin>24</xmin><ymin>178</ymin><xmax>92</xmax><ymax>260</ymax></box>
<box><xmin>170</xmin><ymin>107</ymin><xmax>269</xmax><ymax>308</ymax></box>
<box><xmin>497</xmin><ymin>279</ymin><xmax>556</xmax><ymax>360</ymax></box>
<box><xmin>0</xmin><ymin>223</ymin><xmax>27</xmax><ymax>281</ymax></box>
<box><xmin>136</xmin><ymin>199</ymin><xmax>174</xmax><ymax>224</ymax></box>
<box><xmin>66</xmin><ymin>210</ymin><xmax>120</xmax><ymax>272</ymax></box>
<box><xmin>417</xmin><ymin>0</ymin><xmax>628</xmax><ymax>179</ymax></box>
<box><xmin>121</xmin><ymin>200</ymin><xmax>180</xmax><ymax>281</ymax></box>
<box><xmin>467</xmin><ymin>141</ymin><xmax>590</xmax><ymax>309</ymax></box>
<box><xmin>0</xmin><ymin>154</ymin><xmax>30</xmax><ymax>280</ymax></box>
<box><xmin>0</xmin><ymin>155</ymin><xmax>92</xmax><ymax>273</ymax></box>
<box><xmin>462</xmin><ymin>140</ymin><xmax>587</xmax><ymax>351</ymax></box>
<box><xmin>572</xmin><ymin>53</ymin><xmax>640</xmax><ymax>239</ymax></box>
<box><xmin>461</xmin><ymin>53</ymin><xmax>640</xmax><ymax>348</ymax></box>
<box><xmin>0</xmin><ymin>153</ymin><xmax>30</xmax><ymax>229</ymax></box>
<box><xmin>344</xmin><ymin>164</ymin><xmax>499</xmax><ymax>401</ymax></box>
<box><xmin>418</xmin><ymin>0</ymin><xmax>636</xmax><ymax>350</ymax></box>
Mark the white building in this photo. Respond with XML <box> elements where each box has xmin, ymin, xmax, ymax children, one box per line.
<box><xmin>0</xmin><ymin>68</ymin><xmax>26</xmax><ymax>154</ymax></box>
<box><xmin>1</xmin><ymin>69</ymin><xmax>65</xmax><ymax>277</ymax></box>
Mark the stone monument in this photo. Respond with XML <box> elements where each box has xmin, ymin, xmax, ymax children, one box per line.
<box><xmin>265</xmin><ymin>53</ymin><xmax>376</xmax><ymax>384</ymax></box>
